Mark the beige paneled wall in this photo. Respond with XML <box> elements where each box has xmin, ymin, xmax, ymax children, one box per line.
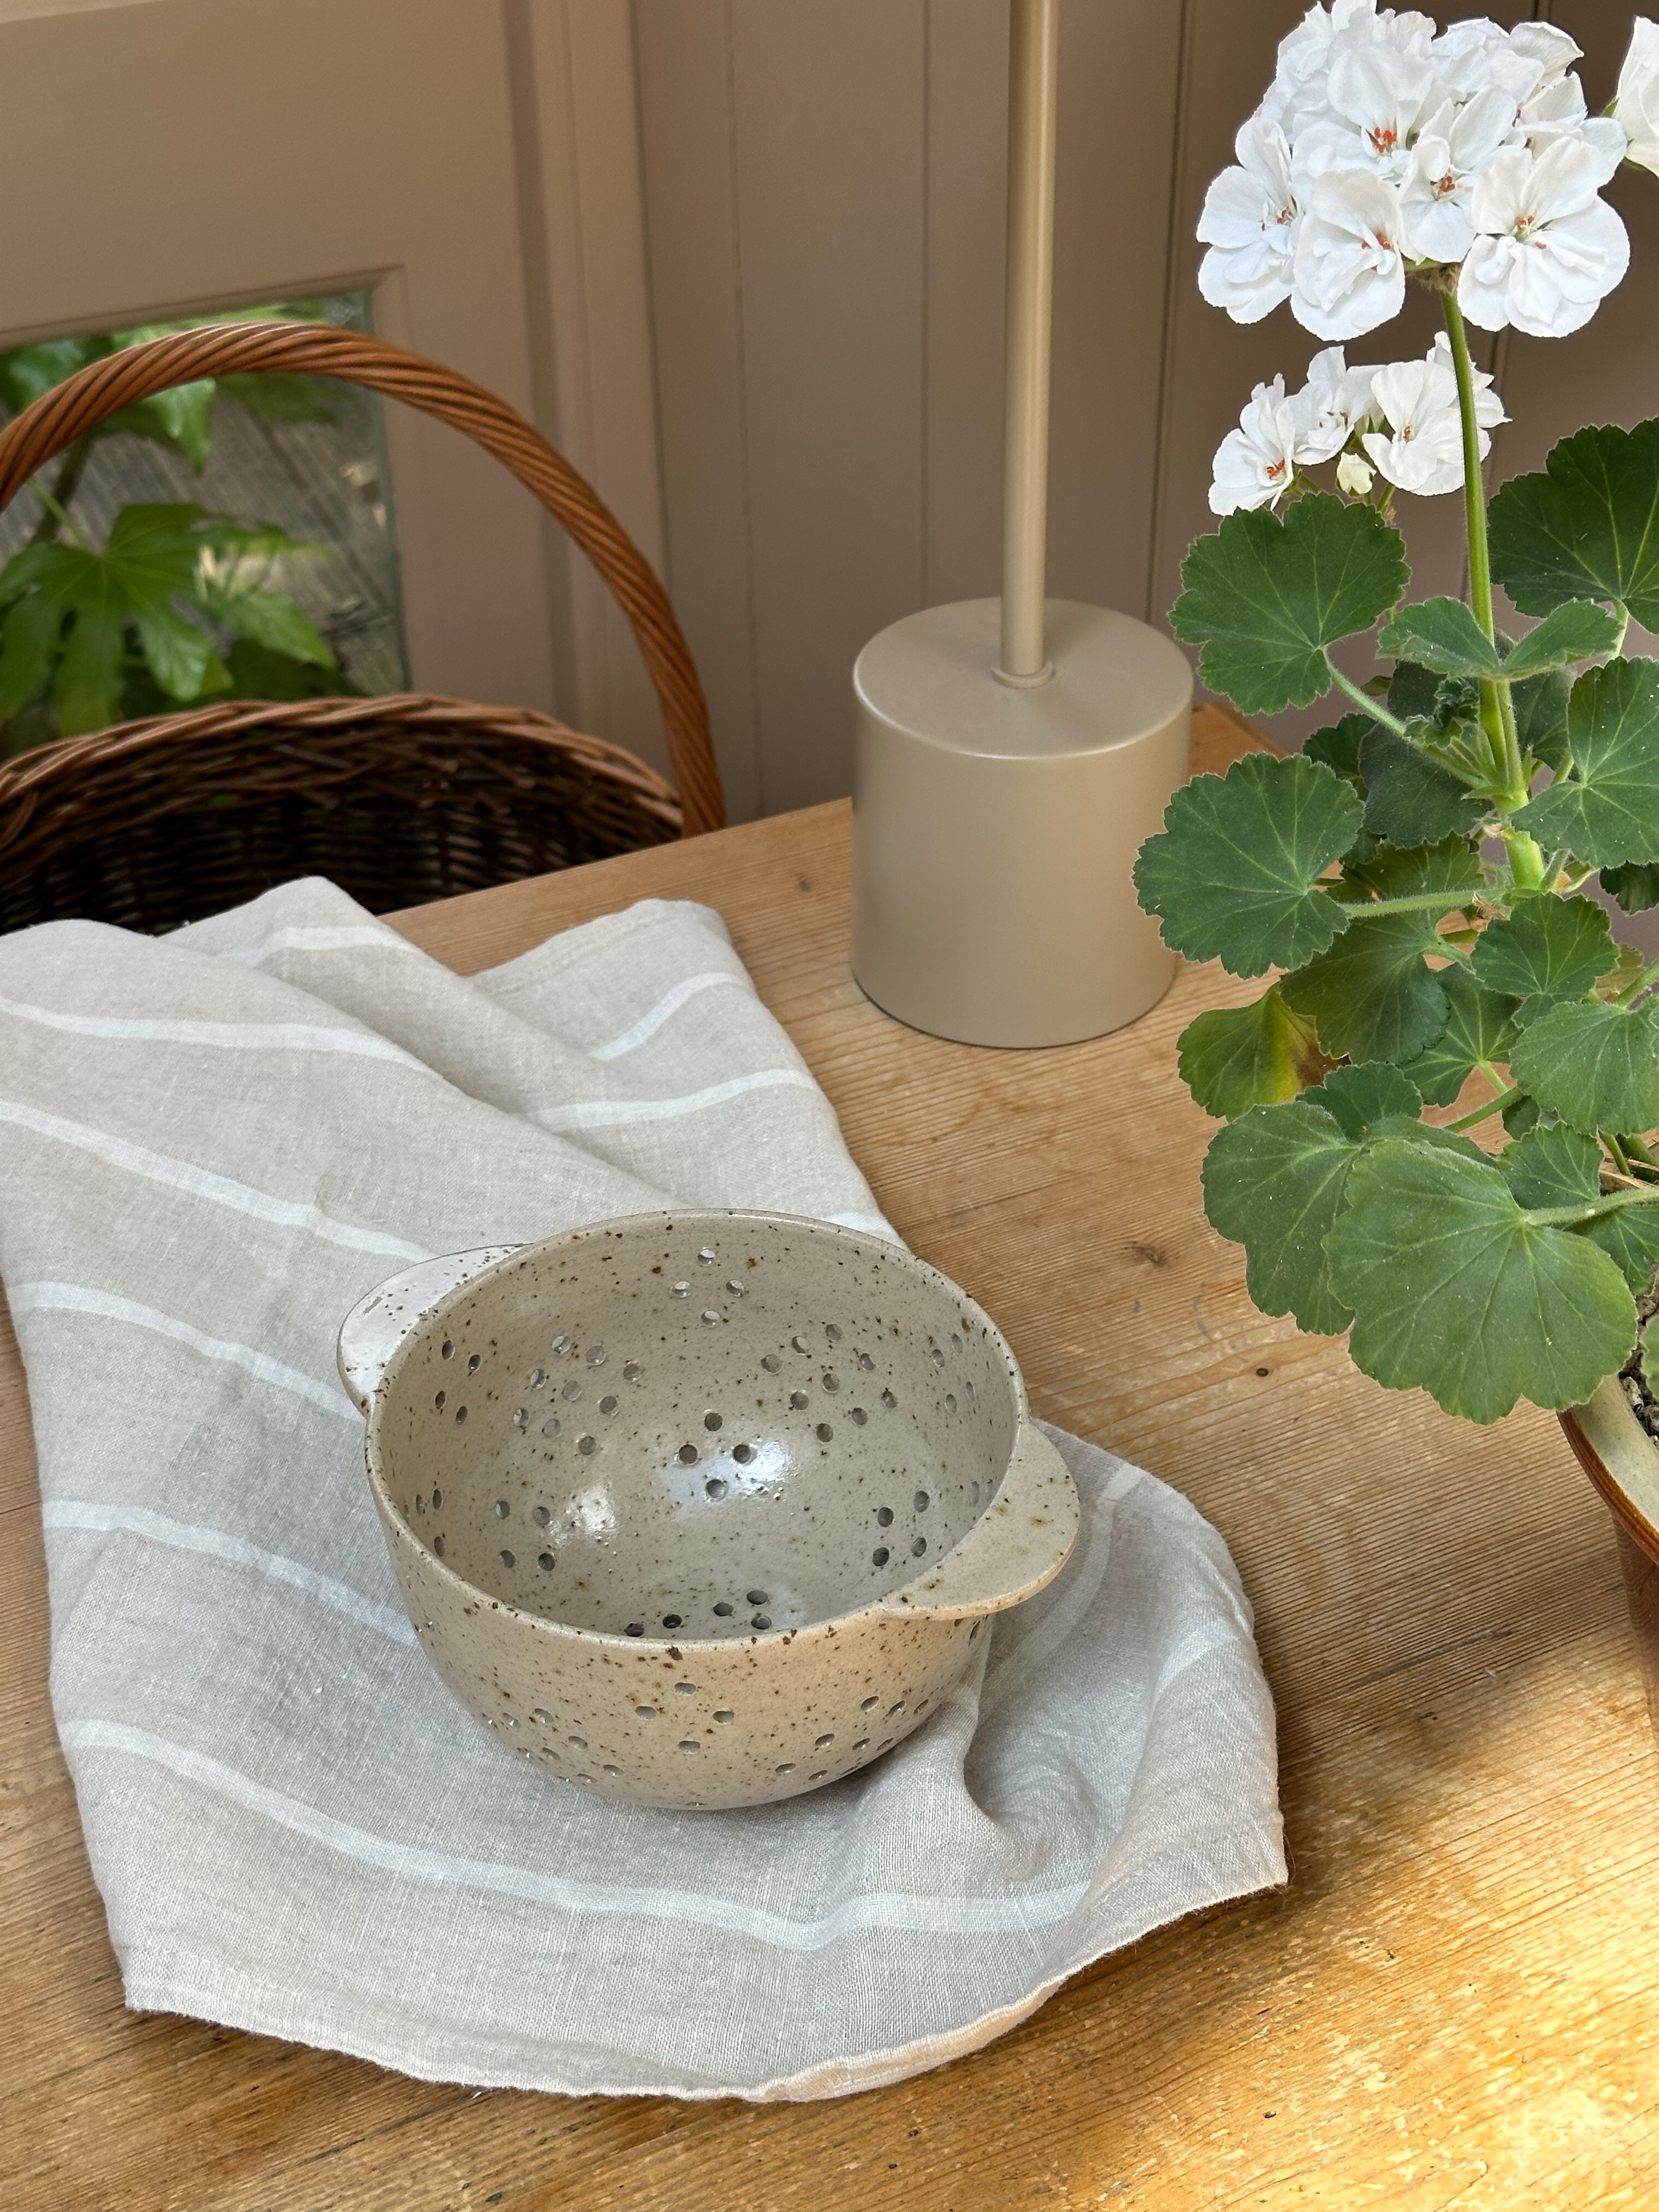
<box><xmin>630</xmin><ymin>0</ymin><xmax>1659</xmax><ymax>809</ymax></box>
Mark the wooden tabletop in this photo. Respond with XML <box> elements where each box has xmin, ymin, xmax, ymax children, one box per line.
<box><xmin>4</xmin><ymin>705</ymin><xmax>1656</xmax><ymax>2210</ymax></box>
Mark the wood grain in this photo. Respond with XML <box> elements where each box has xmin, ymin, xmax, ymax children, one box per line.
<box><xmin>4</xmin><ymin>705</ymin><xmax>1657</xmax><ymax>2210</ymax></box>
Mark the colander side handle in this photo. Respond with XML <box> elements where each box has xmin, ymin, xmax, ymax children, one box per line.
<box><xmin>336</xmin><ymin>1246</ymin><xmax>521</xmax><ymax>1413</ymax></box>
<box><xmin>877</xmin><ymin>1420</ymin><xmax>1080</xmax><ymax>1620</ymax></box>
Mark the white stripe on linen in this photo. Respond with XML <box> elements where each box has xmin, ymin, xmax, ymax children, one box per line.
<box><xmin>9</xmin><ymin>1283</ymin><xmax>355</xmax><ymax>1423</ymax></box>
<box><xmin>529</xmin><ymin>1068</ymin><xmax>819</xmax><ymax>1133</ymax></box>
<box><xmin>0</xmin><ymin>1099</ymin><xmax>428</xmax><ymax>1262</ymax></box>
<box><xmin>0</xmin><ymin>990</ymin><xmax>424</xmax><ymax>1069</ymax></box>
<box><xmin>210</xmin><ymin>924</ymin><xmax>427</xmax><ymax>968</ymax></box>
<box><xmin>43</xmin><ymin>1505</ymin><xmax>414</xmax><ymax>1644</ymax></box>
<box><xmin>61</xmin><ymin>1719</ymin><xmax>1096</xmax><ymax>1950</ymax></box>
<box><xmin>590</xmin><ymin>971</ymin><xmax>750</xmax><ymax>1061</ymax></box>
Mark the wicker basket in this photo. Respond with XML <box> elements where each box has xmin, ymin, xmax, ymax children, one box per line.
<box><xmin>0</xmin><ymin>323</ymin><xmax>723</xmax><ymax>935</ymax></box>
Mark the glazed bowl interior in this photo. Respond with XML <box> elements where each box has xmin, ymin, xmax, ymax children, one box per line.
<box><xmin>371</xmin><ymin>1212</ymin><xmax>1022</xmax><ymax>1642</ymax></box>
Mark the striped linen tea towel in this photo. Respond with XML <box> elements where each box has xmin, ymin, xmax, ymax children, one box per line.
<box><xmin>0</xmin><ymin>876</ymin><xmax>1284</xmax><ymax>2100</ymax></box>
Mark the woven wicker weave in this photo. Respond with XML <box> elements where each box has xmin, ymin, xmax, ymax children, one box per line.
<box><xmin>0</xmin><ymin>323</ymin><xmax>722</xmax><ymax>934</ymax></box>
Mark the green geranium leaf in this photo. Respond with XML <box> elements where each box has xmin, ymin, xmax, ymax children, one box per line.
<box><xmin>1177</xmin><ymin>986</ymin><xmax>1332</xmax><ymax>1119</ymax></box>
<box><xmin>1379</xmin><ymin>596</ymin><xmax>1502</xmax><ymax>679</ymax></box>
<box><xmin>1325</xmin><ymin>1139</ymin><xmax>1635</xmax><ymax>1420</ymax></box>
<box><xmin>1500</xmin><ymin>1123</ymin><xmax>1601</xmax><ymax>1210</ymax></box>
<box><xmin>1171</xmin><ymin>493</ymin><xmax>1409</xmax><ymax>715</ymax></box>
<box><xmin>1502</xmin><ymin>1091</ymin><xmax>1556</xmax><ymax>1138</ymax></box>
<box><xmin>1201</xmin><ymin>1101</ymin><xmax>1358</xmax><ymax>1334</ymax></box>
<box><xmin>1305</xmin><ymin>713</ymin><xmax>1369</xmax><ymax>786</ymax></box>
<box><xmin>1513</xmin><ymin>659</ymin><xmax>1659</xmax><ymax>866</ymax></box>
<box><xmin>1133</xmin><ymin>752</ymin><xmax>1361</xmax><ymax>977</ymax></box>
<box><xmin>1500</xmin><ymin>602</ymin><xmax>1624</xmax><ymax>680</ymax></box>
<box><xmin>1303</xmin><ymin>1060</ymin><xmax>1423</xmax><ymax>1137</ymax></box>
<box><xmin>1280</xmin><ymin>910</ymin><xmax>1450</xmax><ymax>1065</ymax></box>
<box><xmin>1358</xmin><ymin>722</ymin><xmax>1487</xmax><ymax>846</ymax></box>
<box><xmin>1500</xmin><ymin>1125</ymin><xmax>1659</xmax><ymax>1294</ymax></box>
<box><xmin>1513</xmin><ymin>664</ymin><xmax>1573</xmax><ymax>772</ymax></box>
<box><xmin>1488</xmin><ymin>417</ymin><xmax>1659</xmax><ymax>628</ymax></box>
<box><xmin>1602</xmin><ymin>862</ymin><xmax>1659</xmax><ymax>913</ymax></box>
<box><xmin>1469</xmin><ymin>894</ymin><xmax>1617</xmax><ymax>1024</ymax></box>
<box><xmin>1400</xmin><ymin>967</ymin><xmax>1521</xmax><ymax>1106</ymax></box>
<box><xmin>1361</xmin><ymin>836</ymin><xmax>1484</xmax><ymax>901</ymax></box>
<box><xmin>1509</xmin><ymin>998</ymin><xmax>1659</xmax><ymax>1136</ymax></box>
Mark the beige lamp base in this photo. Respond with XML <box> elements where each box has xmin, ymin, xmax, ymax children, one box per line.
<box><xmin>851</xmin><ymin>597</ymin><xmax>1192</xmax><ymax>1047</ymax></box>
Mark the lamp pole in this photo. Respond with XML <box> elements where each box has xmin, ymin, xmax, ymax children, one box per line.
<box><xmin>997</xmin><ymin>0</ymin><xmax>1059</xmax><ymax>689</ymax></box>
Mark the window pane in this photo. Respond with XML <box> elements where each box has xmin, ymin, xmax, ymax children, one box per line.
<box><xmin>0</xmin><ymin>291</ymin><xmax>407</xmax><ymax>759</ymax></box>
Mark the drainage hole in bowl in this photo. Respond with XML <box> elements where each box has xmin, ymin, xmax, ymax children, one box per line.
<box><xmin>747</xmin><ymin>1589</ymin><xmax>770</xmax><ymax>1605</ymax></box>
<box><xmin>714</xmin><ymin>1709</ymin><xmax>735</xmax><ymax>1723</ymax></box>
<box><xmin>636</xmin><ymin>1705</ymin><xmax>657</xmax><ymax>1718</ymax></box>
<box><xmin>876</xmin><ymin>1506</ymin><xmax>894</xmax><ymax>1527</ymax></box>
<box><xmin>733</xmin><ymin>1443</ymin><xmax>755</xmax><ymax>1466</ymax></box>
<box><xmin>585</xmin><ymin>1344</ymin><xmax>606</xmax><ymax>1367</ymax></box>
<box><xmin>441</xmin><ymin>1340</ymin><xmax>453</xmax><ymax>1361</ymax></box>
<box><xmin>679</xmin><ymin>1740</ymin><xmax>699</xmax><ymax>1754</ymax></box>
<box><xmin>912</xmin><ymin>1537</ymin><xmax>927</xmax><ymax>1556</ymax></box>
<box><xmin>788</xmin><ymin>1390</ymin><xmax>808</xmax><ymax>1410</ymax></box>
<box><xmin>577</xmin><ymin>1435</ymin><xmax>597</xmax><ymax>1456</ymax></box>
<box><xmin>431</xmin><ymin>1486</ymin><xmax>442</xmax><ymax>1508</ymax></box>
<box><xmin>853</xmin><ymin>1737</ymin><xmax>869</xmax><ymax>1752</ymax></box>
<box><xmin>494</xmin><ymin>1500</ymin><xmax>510</xmax><ymax>1519</ymax></box>
<box><xmin>706</xmin><ymin>1477</ymin><xmax>729</xmax><ymax>1501</ymax></box>
<box><xmin>726</xmin><ymin>1279</ymin><xmax>746</xmax><ymax>1297</ymax></box>
<box><xmin>751</xmin><ymin>1613</ymin><xmax>772</xmax><ymax>1631</ymax></box>
<box><xmin>850</xmin><ymin>1407</ymin><xmax>868</xmax><ymax>1426</ymax></box>
<box><xmin>761</xmin><ymin>1354</ymin><xmax>781</xmax><ymax>1374</ymax></box>
<box><xmin>698</xmin><ymin>1246</ymin><xmax>717</xmax><ymax>1265</ymax></box>
<box><xmin>626</xmin><ymin>1623</ymin><xmax>645</xmax><ymax>1638</ymax></box>
<box><xmin>914</xmin><ymin>1489</ymin><xmax>930</xmax><ymax>1513</ymax></box>
<box><xmin>809</xmin><ymin>1770</ymin><xmax>827</xmax><ymax>1781</ymax></box>
<box><xmin>701</xmin><ymin>1309</ymin><xmax>722</xmax><ymax>1326</ymax></box>
<box><xmin>970</xmin><ymin>1620</ymin><xmax>983</xmax><ymax>1640</ymax></box>
<box><xmin>499</xmin><ymin>1549</ymin><xmax>515</xmax><ymax>1568</ymax></box>
<box><xmin>861</xmin><ymin>1695</ymin><xmax>879</xmax><ymax>1711</ymax></box>
<box><xmin>624</xmin><ymin>1361</ymin><xmax>644</xmax><ymax>1383</ymax></box>
<box><xmin>467</xmin><ymin>1352</ymin><xmax>481</xmax><ymax>1374</ymax></box>
<box><xmin>815</xmin><ymin>1733</ymin><xmax>834</xmax><ymax>1748</ymax></box>
<box><xmin>821</xmin><ymin>1371</ymin><xmax>840</xmax><ymax>1393</ymax></box>
<box><xmin>562</xmin><ymin>1380</ymin><xmax>582</xmax><ymax>1401</ymax></box>
<box><xmin>815</xmin><ymin>1423</ymin><xmax>833</xmax><ymax>1443</ymax></box>
<box><xmin>534</xmin><ymin>1504</ymin><xmax>551</xmax><ymax>1526</ymax></box>
<box><xmin>677</xmin><ymin>1443</ymin><xmax>699</xmax><ymax>1465</ymax></box>
<box><xmin>538</xmin><ymin>1552</ymin><xmax>555</xmax><ymax>1571</ymax></box>
<box><xmin>454</xmin><ymin>1407</ymin><xmax>467</xmax><ymax>1426</ymax></box>
<box><xmin>776</xmin><ymin>1763</ymin><xmax>795</xmax><ymax>1775</ymax></box>
<box><xmin>969</xmin><ymin>1481</ymin><xmax>981</xmax><ymax>1506</ymax></box>
<box><xmin>792</xmin><ymin>1334</ymin><xmax>810</xmax><ymax>1355</ymax></box>
<box><xmin>857</xmin><ymin>1352</ymin><xmax>874</xmax><ymax>1372</ymax></box>
<box><xmin>552</xmin><ymin>1334</ymin><xmax>570</xmax><ymax>1354</ymax></box>
<box><xmin>433</xmin><ymin>1390</ymin><xmax>445</xmax><ymax>1412</ymax></box>
<box><xmin>675</xmin><ymin>1680</ymin><xmax>697</xmax><ymax>1694</ymax></box>
<box><xmin>889</xmin><ymin>1702</ymin><xmax>906</xmax><ymax>1718</ymax></box>
<box><xmin>529</xmin><ymin>1367</ymin><xmax>546</xmax><ymax>1388</ymax></box>
<box><xmin>945</xmin><ymin>1393</ymin><xmax>957</xmax><ymax>1413</ymax></box>
<box><xmin>930</xmin><ymin>1347</ymin><xmax>946</xmax><ymax>1369</ymax></box>
<box><xmin>568</xmin><ymin>1735</ymin><xmax>586</xmax><ymax>1748</ymax></box>
<box><xmin>533</xmin><ymin>1708</ymin><xmax>552</xmax><ymax>1726</ymax></box>
<box><xmin>541</xmin><ymin>1419</ymin><xmax>562</xmax><ymax>1441</ymax></box>
<box><xmin>673</xmin><ymin>1281</ymin><xmax>691</xmax><ymax>1297</ymax></box>
<box><xmin>826</xmin><ymin>1322</ymin><xmax>843</xmax><ymax>1343</ymax></box>
<box><xmin>704</xmin><ymin>1410</ymin><xmax>724</xmax><ymax>1431</ymax></box>
<box><xmin>599</xmin><ymin>1393</ymin><xmax>619</xmax><ymax>1416</ymax></box>
<box><xmin>872</xmin><ymin>1548</ymin><xmax>889</xmax><ymax>1567</ymax></box>
<box><xmin>512</xmin><ymin>1408</ymin><xmax>528</xmax><ymax>1429</ymax></box>
<box><xmin>881</xmin><ymin>1389</ymin><xmax>898</xmax><ymax>1409</ymax></box>
<box><xmin>662</xmin><ymin>1613</ymin><xmax>682</xmax><ymax>1630</ymax></box>
<box><xmin>432</xmin><ymin>1537</ymin><xmax>445</xmax><ymax>1558</ymax></box>
<box><xmin>603</xmin><ymin>1764</ymin><xmax>622</xmax><ymax>1776</ymax></box>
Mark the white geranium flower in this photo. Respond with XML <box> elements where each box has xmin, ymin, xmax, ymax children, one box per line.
<box><xmin>1615</xmin><ymin>18</ymin><xmax>1659</xmax><ymax>176</ymax></box>
<box><xmin>1209</xmin><ymin>377</ymin><xmax>1300</xmax><ymax>514</ymax></box>
<box><xmin>1292</xmin><ymin>170</ymin><xmax>1408</xmax><ymax>338</ymax></box>
<box><xmin>1431</xmin><ymin>19</ymin><xmax>1548</xmax><ymax>108</ymax></box>
<box><xmin>1197</xmin><ymin>117</ymin><xmax>1299</xmax><ymax>323</ymax></box>
<box><xmin>1270</xmin><ymin>1</ymin><xmax>1434</xmax><ymax>134</ymax></box>
<box><xmin>1459</xmin><ymin>137</ymin><xmax>1630</xmax><ymax>336</ymax></box>
<box><xmin>1289</xmin><ymin>345</ymin><xmax>1376</xmax><ymax>461</ymax></box>
<box><xmin>1362</xmin><ymin>335</ymin><xmax>1505</xmax><ymax>496</ymax></box>
<box><xmin>1507</xmin><ymin>21</ymin><xmax>1582</xmax><ymax>90</ymax></box>
<box><xmin>1336</xmin><ymin>450</ymin><xmax>1376</xmax><ymax>495</ymax></box>
<box><xmin>1400</xmin><ymin>86</ymin><xmax>1517</xmax><ymax>261</ymax></box>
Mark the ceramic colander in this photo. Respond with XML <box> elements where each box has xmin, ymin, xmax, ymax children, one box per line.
<box><xmin>337</xmin><ymin>1210</ymin><xmax>1079</xmax><ymax>1810</ymax></box>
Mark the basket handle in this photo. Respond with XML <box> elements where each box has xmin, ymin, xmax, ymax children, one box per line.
<box><xmin>0</xmin><ymin>321</ymin><xmax>724</xmax><ymax>837</ymax></box>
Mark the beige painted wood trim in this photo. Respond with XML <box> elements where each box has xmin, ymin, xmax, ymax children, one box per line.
<box><xmin>509</xmin><ymin>0</ymin><xmax>672</xmax><ymax>776</ymax></box>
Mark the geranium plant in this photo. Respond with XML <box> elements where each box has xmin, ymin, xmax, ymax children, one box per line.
<box><xmin>1135</xmin><ymin>5</ymin><xmax>1659</xmax><ymax>1423</ymax></box>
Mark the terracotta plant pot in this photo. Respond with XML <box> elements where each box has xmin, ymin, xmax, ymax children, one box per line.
<box><xmin>1559</xmin><ymin>1381</ymin><xmax>1659</xmax><ymax>1734</ymax></box>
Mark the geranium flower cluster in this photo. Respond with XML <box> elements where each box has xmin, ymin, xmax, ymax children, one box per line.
<box><xmin>1210</xmin><ymin>334</ymin><xmax>1503</xmax><ymax>511</ymax></box>
<box><xmin>1201</xmin><ymin>4</ymin><xmax>1659</xmax><ymax>512</ymax></box>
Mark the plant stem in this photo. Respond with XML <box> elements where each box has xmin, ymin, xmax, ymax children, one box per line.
<box><xmin>1530</xmin><ymin>1181</ymin><xmax>1659</xmax><ymax>1227</ymax></box>
<box><xmin>1607</xmin><ymin>1132</ymin><xmax>1633</xmax><ymax>1176</ymax></box>
<box><xmin>1440</xmin><ymin>296</ymin><xmax>1505</xmax><ymax>761</ymax></box>
<box><xmin>1447</xmin><ymin>1082</ymin><xmax>1521</xmax><ymax>1131</ymax></box>
<box><xmin>29</xmin><ymin>479</ymin><xmax>93</xmax><ymax>553</ymax></box>
<box><xmin>1326</xmin><ymin>658</ymin><xmax>1411</xmax><ymax>735</ymax></box>
<box><xmin>1355</xmin><ymin>890</ymin><xmax>1484</xmax><ymax>917</ymax></box>
<box><xmin>27</xmin><ymin>434</ymin><xmax>94</xmax><ymax>548</ymax></box>
<box><xmin>1616</xmin><ymin>952</ymin><xmax>1659</xmax><ymax>1005</ymax></box>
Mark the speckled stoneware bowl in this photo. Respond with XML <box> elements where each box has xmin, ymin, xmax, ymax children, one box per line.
<box><xmin>337</xmin><ymin>1210</ymin><xmax>1079</xmax><ymax>1810</ymax></box>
